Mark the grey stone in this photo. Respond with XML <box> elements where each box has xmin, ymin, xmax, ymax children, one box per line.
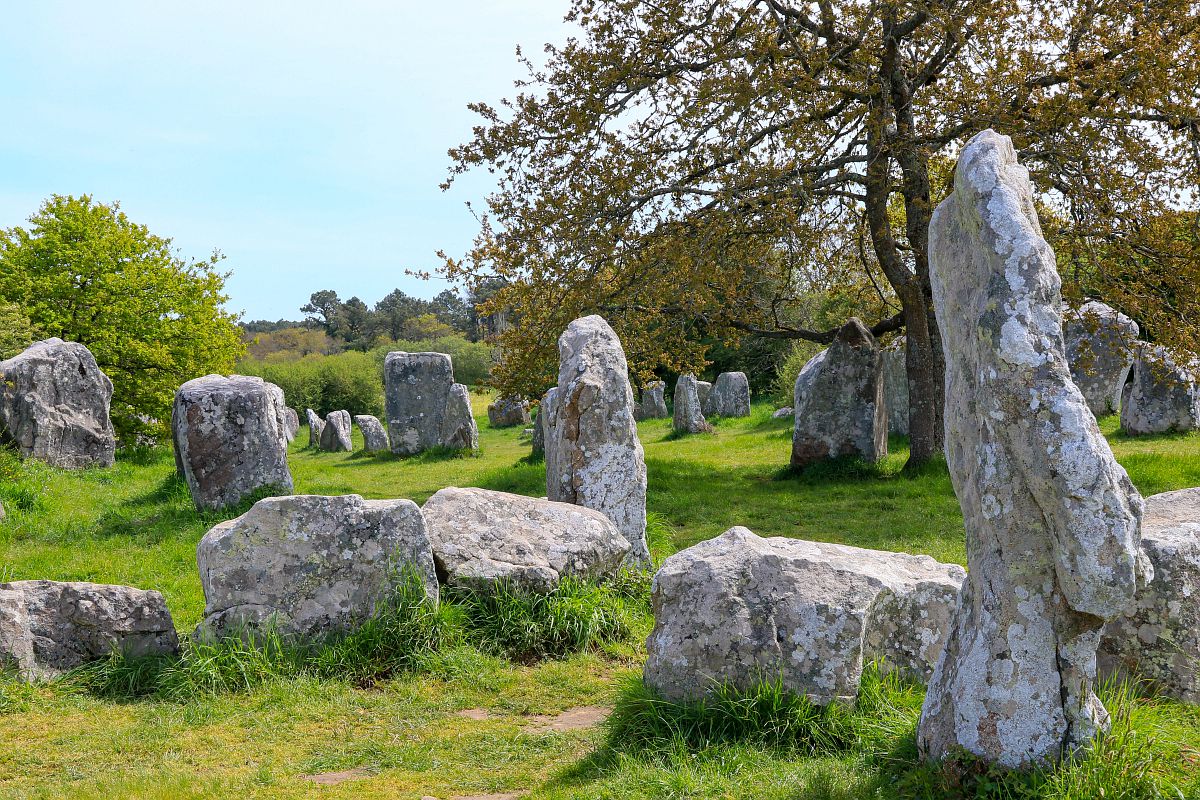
<box><xmin>791</xmin><ymin>320</ymin><xmax>886</xmax><ymax>468</ymax></box>
<box><xmin>545</xmin><ymin>316</ymin><xmax>649</xmax><ymax>564</ymax></box>
<box><xmin>772</xmin><ymin>407</ymin><xmax>792</xmax><ymax>419</ymax></box>
<box><xmin>1120</xmin><ymin>342</ymin><xmax>1200</xmax><ymax>435</ymax></box>
<box><xmin>422</xmin><ymin>487</ymin><xmax>631</xmax><ymax>593</ymax></box>
<box><xmin>0</xmin><ymin>580</ymin><xmax>178</xmax><ymax>681</ymax></box>
<box><xmin>532</xmin><ymin>387</ymin><xmax>556</xmax><ymax>456</ymax></box>
<box><xmin>440</xmin><ymin>383</ymin><xmax>479</xmax><ymax>451</ymax></box>
<box><xmin>918</xmin><ymin>130</ymin><xmax>1147</xmax><ymax>767</ymax></box>
<box><xmin>284</xmin><ymin>407</ymin><xmax>300</xmax><ymax>442</ymax></box>
<box><xmin>697</xmin><ymin>380</ymin><xmax>713</xmax><ymax>410</ymax></box>
<box><xmin>1064</xmin><ymin>302</ymin><xmax>1139</xmax><ymax>418</ymax></box>
<box><xmin>672</xmin><ymin>375</ymin><xmax>710</xmax><ymax>434</ymax></box>
<box><xmin>1100</xmin><ymin>488</ymin><xmax>1200</xmax><ymax>703</ymax></box>
<box><xmin>196</xmin><ymin>494</ymin><xmax>437</xmax><ymax>641</ymax></box>
<box><xmin>354</xmin><ymin>414</ymin><xmax>389</xmax><ymax>452</ymax></box>
<box><xmin>319</xmin><ymin>410</ymin><xmax>353</xmax><ymax>452</ymax></box>
<box><xmin>306</xmin><ymin>409</ymin><xmax>325</xmax><ymax>447</ymax></box>
<box><xmin>644</xmin><ymin>527</ymin><xmax>965</xmax><ymax>705</ymax></box>
<box><xmin>882</xmin><ymin>338</ymin><xmax>909</xmax><ymax>436</ymax></box>
<box><xmin>0</xmin><ymin>338</ymin><xmax>116</xmax><ymax>469</ymax></box>
<box><xmin>173</xmin><ymin>375</ymin><xmax>294</xmax><ymax>511</ymax></box>
<box><xmin>487</xmin><ymin>395</ymin><xmax>531</xmax><ymax>428</ymax></box>
<box><xmin>705</xmin><ymin>372</ymin><xmax>750</xmax><ymax>418</ymax></box>
<box><xmin>384</xmin><ymin>352</ymin><xmax>478</xmax><ymax>454</ymax></box>
<box><xmin>635</xmin><ymin>381</ymin><xmax>668</xmax><ymax>421</ymax></box>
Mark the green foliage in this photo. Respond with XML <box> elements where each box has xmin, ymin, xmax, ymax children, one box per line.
<box><xmin>771</xmin><ymin>340</ymin><xmax>826</xmax><ymax>406</ymax></box>
<box><xmin>0</xmin><ymin>300</ymin><xmax>34</xmax><ymax>359</ymax></box>
<box><xmin>368</xmin><ymin>336</ymin><xmax>494</xmax><ymax>388</ymax></box>
<box><xmin>0</xmin><ymin>448</ymin><xmax>49</xmax><ymax>515</ymax></box>
<box><xmin>0</xmin><ymin>195</ymin><xmax>244</xmax><ymax>442</ymax></box>
<box><xmin>238</xmin><ymin>350</ymin><xmax>384</xmax><ymax>418</ymax></box>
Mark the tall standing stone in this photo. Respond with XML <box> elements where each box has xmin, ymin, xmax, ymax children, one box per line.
<box><xmin>354</xmin><ymin>414</ymin><xmax>389</xmax><ymax>453</ymax></box>
<box><xmin>635</xmin><ymin>380</ymin><xmax>668</xmax><ymax>420</ymax></box>
<box><xmin>1064</xmin><ymin>301</ymin><xmax>1139</xmax><ymax>418</ymax></box>
<box><xmin>918</xmin><ymin>130</ymin><xmax>1146</xmax><ymax>767</ymax></box>
<box><xmin>545</xmin><ymin>316</ymin><xmax>649</xmax><ymax>564</ymax></box>
<box><xmin>1119</xmin><ymin>342</ymin><xmax>1200</xmax><ymax>435</ymax></box>
<box><xmin>672</xmin><ymin>375</ymin><xmax>710</xmax><ymax>434</ymax></box>
<box><xmin>173</xmin><ymin>375</ymin><xmax>294</xmax><ymax>511</ymax></box>
<box><xmin>881</xmin><ymin>338</ymin><xmax>909</xmax><ymax>436</ymax></box>
<box><xmin>790</xmin><ymin>320</ymin><xmax>886</xmax><ymax>468</ymax></box>
<box><xmin>305</xmin><ymin>409</ymin><xmax>325</xmax><ymax>447</ymax></box>
<box><xmin>0</xmin><ymin>338</ymin><xmax>116</xmax><ymax>469</ymax></box>
<box><xmin>319</xmin><ymin>409</ymin><xmax>352</xmax><ymax>452</ymax></box>
<box><xmin>384</xmin><ymin>352</ymin><xmax>478</xmax><ymax>455</ymax></box>
<box><xmin>535</xmin><ymin>387</ymin><xmax>558</xmax><ymax>458</ymax></box>
<box><xmin>705</xmin><ymin>372</ymin><xmax>751</xmax><ymax>418</ymax></box>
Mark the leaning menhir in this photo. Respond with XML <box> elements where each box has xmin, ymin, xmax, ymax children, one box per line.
<box><xmin>1064</xmin><ymin>301</ymin><xmax>1138</xmax><ymax>418</ymax></box>
<box><xmin>173</xmin><ymin>375</ymin><xmax>294</xmax><ymax>511</ymax></box>
<box><xmin>545</xmin><ymin>315</ymin><xmax>649</xmax><ymax>564</ymax></box>
<box><xmin>1120</xmin><ymin>342</ymin><xmax>1200</xmax><ymax>435</ymax></box>
<box><xmin>0</xmin><ymin>338</ymin><xmax>116</xmax><ymax>469</ymax></box>
<box><xmin>918</xmin><ymin>130</ymin><xmax>1146</xmax><ymax>767</ymax></box>
<box><xmin>319</xmin><ymin>409</ymin><xmax>353</xmax><ymax>452</ymax></box>
<box><xmin>384</xmin><ymin>352</ymin><xmax>479</xmax><ymax>455</ymax></box>
<box><xmin>704</xmin><ymin>371</ymin><xmax>750</xmax><ymax>418</ymax></box>
<box><xmin>354</xmin><ymin>414</ymin><xmax>389</xmax><ymax>452</ymax></box>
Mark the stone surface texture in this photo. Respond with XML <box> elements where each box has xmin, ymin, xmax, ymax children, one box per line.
<box><xmin>441</xmin><ymin>383</ymin><xmax>479</xmax><ymax>451</ymax></box>
<box><xmin>422</xmin><ymin>487</ymin><xmax>631</xmax><ymax>592</ymax></box>
<box><xmin>284</xmin><ymin>407</ymin><xmax>300</xmax><ymax>441</ymax></box>
<box><xmin>306</xmin><ymin>408</ymin><xmax>325</xmax><ymax>446</ymax></box>
<box><xmin>772</xmin><ymin>406</ymin><xmax>792</xmax><ymax>419</ymax></box>
<box><xmin>704</xmin><ymin>372</ymin><xmax>751</xmax><ymax>418</ymax></box>
<box><xmin>791</xmin><ymin>319</ymin><xmax>886</xmax><ymax>468</ymax></box>
<box><xmin>644</xmin><ymin>527</ymin><xmax>965</xmax><ymax>704</ymax></box>
<box><xmin>354</xmin><ymin>414</ymin><xmax>389</xmax><ymax>452</ymax></box>
<box><xmin>384</xmin><ymin>352</ymin><xmax>478</xmax><ymax>454</ymax></box>
<box><xmin>1064</xmin><ymin>301</ymin><xmax>1138</xmax><ymax>418</ymax></box>
<box><xmin>319</xmin><ymin>410</ymin><xmax>353</xmax><ymax>452</ymax></box>
<box><xmin>545</xmin><ymin>316</ymin><xmax>649</xmax><ymax>564</ymax></box>
<box><xmin>1120</xmin><ymin>342</ymin><xmax>1200</xmax><ymax>435</ymax></box>
<box><xmin>918</xmin><ymin>129</ymin><xmax>1147</xmax><ymax>767</ymax></box>
<box><xmin>487</xmin><ymin>396</ymin><xmax>531</xmax><ymax>428</ymax></box>
<box><xmin>881</xmin><ymin>338</ymin><xmax>909</xmax><ymax>436</ymax></box>
<box><xmin>173</xmin><ymin>375</ymin><xmax>294</xmax><ymax>511</ymax></box>
<box><xmin>0</xmin><ymin>580</ymin><xmax>178</xmax><ymax>681</ymax></box>
<box><xmin>532</xmin><ymin>387</ymin><xmax>556</xmax><ymax>456</ymax></box>
<box><xmin>696</xmin><ymin>380</ymin><xmax>713</xmax><ymax>410</ymax></box>
<box><xmin>0</xmin><ymin>338</ymin><xmax>116</xmax><ymax>469</ymax></box>
<box><xmin>196</xmin><ymin>494</ymin><xmax>436</xmax><ymax>640</ymax></box>
<box><xmin>635</xmin><ymin>381</ymin><xmax>668</xmax><ymax>421</ymax></box>
<box><xmin>672</xmin><ymin>375</ymin><xmax>710</xmax><ymax>434</ymax></box>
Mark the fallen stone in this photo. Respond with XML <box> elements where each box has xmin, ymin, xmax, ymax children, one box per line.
<box><xmin>772</xmin><ymin>407</ymin><xmax>792</xmax><ymax>419</ymax></box>
<box><xmin>881</xmin><ymin>338</ymin><xmax>909</xmax><ymax>436</ymax></box>
<box><xmin>487</xmin><ymin>395</ymin><xmax>531</xmax><ymax>428</ymax></box>
<box><xmin>704</xmin><ymin>372</ymin><xmax>750</xmax><ymax>418</ymax></box>
<box><xmin>354</xmin><ymin>414</ymin><xmax>389</xmax><ymax>453</ymax></box>
<box><xmin>1064</xmin><ymin>301</ymin><xmax>1139</xmax><ymax>418</ymax></box>
<box><xmin>320</xmin><ymin>410</ymin><xmax>353</xmax><ymax>452</ymax></box>
<box><xmin>1120</xmin><ymin>342</ymin><xmax>1200</xmax><ymax>435</ymax></box>
<box><xmin>306</xmin><ymin>409</ymin><xmax>325</xmax><ymax>447</ymax></box>
<box><xmin>635</xmin><ymin>380</ymin><xmax>668</xmax><ymax>421</ymax></box>
<box><xmin>672</xmin><ymin>375</ymin><xmax>710</xmax><ymax>434</ymax></box>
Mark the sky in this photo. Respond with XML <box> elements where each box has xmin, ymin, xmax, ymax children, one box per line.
<box><xmin>0</xmin><ymin>1</ymin><xmax>571</xmax><ymax>322</ymax></box>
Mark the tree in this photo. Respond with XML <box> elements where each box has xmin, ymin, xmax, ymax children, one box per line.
<box><xmin>429</xmin><ymin>289</ymin><xmax>474</xmax><ymax>336</ymax></box>
<box><xmin>0</xmin><ymin>301</ymin><xmax>34</xmax><ymax>359</ymax></box>
<box><xmin>402</xmin><ymin>313</ymin><xmax>455</xmax><ymax>340</ymax></box>
<box><xmin>301</xmin><ymin>290</ymin><xmax>344</xmax><ymax>333</ymax></box>
<box><xmin>373</xmin><ymin>289</ymin><xmax>428</xmax><ymax>341</ymax></box>
<box><xmin>0</xmin><ymin>195</ymin><xmax>244</xmax><ymax>442</ymax></box>
<box><xmin>445</xmin><ymin>0</ymin><xmax>1200</xmax><ymax>468</ymax></box>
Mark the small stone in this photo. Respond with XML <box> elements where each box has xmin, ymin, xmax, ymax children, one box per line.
<box><xmin>672</xmin><ymin>375</ymin><xmax>710</xmax><ymax>434</ymax></box>
<box><xmin>696</xmin><ymin>380</ymin><xmax>713</xmax><ymax>410</ymax></box>
<box><xmin>354</xmin><ymin>414</ymin><xmax>389</xmax><ymax>452</ymax></box>
<box><xmin>1120</xmin><ymin>342</ymin><xmax>1200</xmax><ymax>435</ymax></box>
<box><xmin>306</xmin><ymin>409</ymin><xmax>325</xmax><ymax>447</ymax></box>
<box><xmin>772</xmin><ymin>407</ymin><xmax>792</xmax><ymax>419</ymax></box>
<box><xmin>704</xmin><ymin>372</ymin><xmax>750</xmax><ymax>418</ymax></box>
<box><xmin>283</xmin><ymin>407</ymin><xmax>300</xmax><ymax>442</ymax></box>
<box><xmin>441</xmin><ymin>384</ymin><xmax>480</xmax><ymax>451</ymax></box>
<box><xmin>320</xmin><ymin>410</ymin><xmax>353</xmax><ymax>452</ymax></box>
<box><xmin>634</xmin><ymin>380</ymin><xmax>668</xmax><ymax>421</ymax></box>
<box><xmin>487</xmin><ymin>395</ymin><xmax>531</xmax><ymax>428</ymax></box>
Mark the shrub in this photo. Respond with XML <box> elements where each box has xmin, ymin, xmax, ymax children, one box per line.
<box><xmin>367</xmin><ymin>335</ymin><xmax>495</xmax><ymax>388</ymax></box>
<box><xmin>238</xmin><ymin>350</ymin><xmax>384</xmax><ymax>418</ymax></box>
<box><xmin>771</xmin><ymin>340</ymin><xmax>825</xmax><ymax>406</ymax></box>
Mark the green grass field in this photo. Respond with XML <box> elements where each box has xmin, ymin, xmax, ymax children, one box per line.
<box><xmin>2</xmin><ymin>394</ymin><xmax>1199</xmax><ymax>799</ymax></box>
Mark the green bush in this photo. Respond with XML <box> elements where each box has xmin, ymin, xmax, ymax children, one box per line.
<box><xmin>238</xmin><ymin>350</ymin><xmax>384</xmax><ymax>418</ymax></box>
<box><xmin>771</xmin><ymin>340</ymin><xmax>825</xmax><ymax>406</ymax></box>
<box><xmin>367</xmin><ymin>335</ymin><xmax>495</xmax><ymax>388</ymax></box>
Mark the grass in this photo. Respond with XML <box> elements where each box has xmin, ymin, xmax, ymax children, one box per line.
<box><xmin>2</xmin><ymin>393</ymin><xmax>1200</xmax><ymax>798</ymax></box>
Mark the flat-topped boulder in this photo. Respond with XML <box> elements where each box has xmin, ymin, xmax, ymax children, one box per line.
<box><xmin>306</xmin><ymin>408</ymin><xmax>324</xmax><ymax>446</ymax></box>
<box><xmin>881</xmin><ymin>339</ymin><xmax>909</xmax><ymax>436</ymax></box>
<box><xmin>487</xmin><ymin>395</ymin><xmax>531</xmax><ymax>428</ymax></box>
<box><xmin>354</xmin><ymin>414</ymin><xmax>389</xmax><ymax>452</ymax></box>
<box><xmin>0</xmin><ymin>580</ymin><xmax>178</xmax><ymax>681</ymax></box>
<box><xmin>644</xmin><ymin>528</ymin><xmax>964</xmax><ymax>704</ymax></box>
<box><xmin>1065</xmin><ymin>301</ymin><xmax>1138</xmax><ymax>418</ymax></box>
<box><xmin>319</xmin><ymin>409</ymin><xmax>352</xmax><ymax>452</ymax></box>
<box><xmin>635</xmin><ymin>381</ymin><xmax>668</xmax><ymax>421</ymax></box>
<box><xmin>384</xmin><ymin>352</ymin><xmax>479</xmax><ymax>454</ymax></box>
<box><xmin>672</xmin><ymin>375</ymin><xmax>710</xmax><ymax>434</ymax></box>
<box><xmin>196</xmin><ymin>494</ymin><xmax>436</xmax><ymax>641</ymax></box>
<box><xmin>704</xmin><ymin>372</ymin><xmax>750</xmax><ymax>418</ymax></box>
<box><xmin>1120</xmin><ymin>343</ymin><xmax>1200</xmax><ymax>434</ymax></box>
<box><xmin>422</xmin><ymin>487</ymin><xmax>631</xmax><ymax>593</ymax></box>
<box><xmin>173</xmin><ymin>375</ymin><xmax>293</xmax><ymax>511</ymax></box>
<box><xmin>0</xmin><ymin>338</ymin><xmax>116</xmax><ymax>469</ymax></box>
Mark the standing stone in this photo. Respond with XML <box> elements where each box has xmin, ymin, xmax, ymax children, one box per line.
<box><xmin>173</xmin><ymin>375</ymin><xmax>294</xmax><ymax>511</ymax></box>
<box><xmin>487</xmin><ymin>395</ymin><xmax>531</xmax><ymax>428</ymax></box>
<box><xmin>283</xmin><ymin>407</ymin><xmax>300</xmax><ymax>442</ymax></box>
<box><xmin>384</xmin><ymin>352</ymin><xmax>478</xmax><ymax>454</ymax></box>
<box><xmin>881</xmin><ymin>338</ymin><xmax>909</xmax><ymax>436</ymax></box>
<box><xmin>0</xmin><ymin>338</ymin><xmax>116</xmax><ymax>469</ymax></box>
<box><xmin>306</xmin><ymin>409</ymin><xmax>325</xmax><ymax>447</ymax></box>
<box><xmin>705</xmin><ymin>372</ymin><xmax>751</xmax><ymax>418</ymax></box>
<box><xmin>1120</xmin><ymin>342</ymin><xmax>1200</xmax><ymax>435</ymax></box>
<box><xmin>918</xmin><ymin>129</ymin><xmax>1147</xmax><ymax>767</ymax></box>
<box><xmin>791</xmin><ymin>320</ymin><xmax>886</xmax><ymax>468</ymax></box>
<box><xmin>535</xmin><ymin>387</ymin><xmax>557</xmax><ymax>458</ymax></box>
<box><xmin>672</xmin><ymin>375</ymin><xmax>710</xmax><ymax>434</ymax></box>
<box><xmin>1064</xmin><ymin>302</ymin><xmax>1139</xmax><ymax>418</ymax></box>
<box><xmin>0</xmin><ymin>580</ymin><xmax>178</xmax><ymax>681</ymax></box>
<box><xmin>354</xmin><ymin>414</ymin><xmax>389</xmax><ymax>453</ymax></box>
<box><xmin>696</xmin><ymin>380</ymin><xmax>713</xmax><ymax>411</ymax></box>
<box><xmin>635</xmin><ymin>381</ymin><xmax>669</xmax><ymax>421</ymax></box>
<box><xmin>440</xmin><ymin>383</ymin><xmax>479</xmax><ymax>451</ymax></box>
<box><xmin>319</xmin><ymin>410</ymin><xmax>353</xmax><ymax>452</ymax></box>
<box><xmin>196</xmin><ymin>494</ymin><xmax>436</xmax><ymax>640</ymax></box>
<box><xmin>546</xmin><ymin>316</ymin><xmax>649</xmax><ymax>564</ymax></box>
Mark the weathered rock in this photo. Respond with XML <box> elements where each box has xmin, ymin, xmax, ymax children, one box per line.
<box><xmin>0</xmin><ymin>338</ymin><xmax>116</xmax><ymax>469</ymax></box>
<box><xmin>283</xmin><ymin>407</ymin><xmax>300</xmax><ymax>442</ymax></box>
<box><xmin>635</xmin><ymin>381</ymin><xmax>668</xmax><ymax>421</ymax></box>
<box><xmin>1064</xmin><ymin>302</ymin><xmax>1139</xmax><ymax>418</ymax></box>
<box><xmin>534</xmin><ymin>387</ymin><xmax>557</xmax><ymax>457</ymax></box>
<box><xmin>173</xmin><ymin>375</ymin><xmax>294</xmax><ymax>511</ymax></box>
<box><xmin>697</xmin><ymin>380</ymin><xmax>713</xmax><ymax>410</ymax></box>
<box><xmin>423</xmin><ymin>487</ymin><xmax>631</xmax><ymax>592</ymax></box>
<box><xmin>319</xmin><ymin>410</ymin><xmax>353</xmax><ymax>452</ymax></box>
<box><xmin>672</xmin><ymin>375</ymin><xmax>710</xmax><ymax>434</ymax></box>
<box><xmin>354</xmin><ymin>414</ymin><xmax>389</xmax><ymax>453</ymax></box>
<box><xmin>545</xmin><ymin>316</ymin><xmax>649</xmax><ymax>564</ymax></box>
<box><xmin>918</xmin><ymin>130</ymin><xmax>1147</xmax><ymax>767</ymax></box>
<box><xmin>1099</xmin><ymin>488</ymin><xmax>1200</xmax><ymax>703</ymax></box>
<box><xmin>644</xmin><ymin>527</ymin><xmax>965</xmax><ymax>704</ymax></box>
<box><xmin>0</xmin><ymin>580</ymin><xmax>178</xmax><ymax>681</ymax></box>
<box><xmin>772</xmin><ymin>407</ymin><xmax>792</xmax><ymax>419</ymax></box>
<box><xmin>881</xmin><ymin>338</ymin><xmax>909</xmax><ymax>436</ymax></box>
<box><xmin>1120</xmin><ymin>342</ymin><xmax>1200</xmax><ymax>435</ymax></box>
<box><xmin>487</xmin><ymin>395</ymin><xmax>531</xmax><ymax>428</ymax></box>
<box><xmin>384</xmin><ymin>352</ymin><xmax>479</xmax><ymax>454</ymax></box>
<box><xmin>791</xmin><ymin>320</ymin><xmax>886</xmax><ymax>468</ymax></box>
<box><xmin>306</xmin><ymin>409</ymin><xmax>325</xmax><ymax>447</ymax></box>
<box><xmin>704</xmin><ymin>372</ymin><xmax>750</xmax><ymax>418</ymax></box>
<box><xmin>196</xmin><ymin>494</ymin><xmax>437</xmax><ymax>640</ymax></box>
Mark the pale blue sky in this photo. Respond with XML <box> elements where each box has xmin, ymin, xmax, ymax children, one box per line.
<box><xmin>0</xmin><ymin>1</ymin><xmax>569</xmax><ymax>321</ymax></box>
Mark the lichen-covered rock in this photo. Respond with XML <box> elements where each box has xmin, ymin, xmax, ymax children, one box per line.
<box><xmin>423</xmin><ymin>487</ymin><xmax>631</xmax><ymax>593</ymax></box>
<box><xmin>0</xmin><ymin>580</ymin><xmax>178</xmax><ymax>681</ymax></box>
<box><xmin>354</xmin><ymin>414</ymin><xmax>389</xmax><ymax>452</ymax></box>
<box><xmin>173</xmin><ymin>375</ymin><xmax>294</xmax><ymax>511</ymax></box>
<box><xmin>1064</xmin><ymin>302</ymin><xmax>1138</xmax><ymax>418</ymax></box>
<box><xmin>0</xmin><ymin>338</ymin><xmax>116</xmax><ymax>469</ymax></box>
<box><xmin>384</xmin><ymin>352</ymin><xmax>478</xmax><ymax>454</ymax></box>
<box><xmin>791</xmin><ymin>320</ymin><xmax>886</xmax><ymax>468</ymax></box>
<box><xmin>1120</xmin><ymin>343</ymin><xmax>1200</xmax><ymax>435</ymax></box>
<box><xmin>644</xmin><ymin>528</ymin><xmax>964</xmax><ymax>704</ymax></box>
<box><xmin>1099</xmin><ymin>488</ymin><xmax>1200</xmax><ymax>703</ymax></box>
<box><xmin>697</xmin><ymin>380</ymin><xmax>713</xmax><ymax>410</ymax></box>
<box><xmin>546</xmin><ymin>316</ymin><xmax>649</xmax><ymax>564</ymax></box>
<box><xmin>319</xmin><ymin>410</ymin><xmax>352</xmax><ymax>452</ymax></box>
<box><xmin>283</xmin><ymin>407</ymin><xmax>300</xmax><ymax>442</ymax></box>
<box><xmin>487</xmin><ymin>395</ymin><xmax>531</xmax><ymax>428</ymax></box>
<box><xmin>635</xmin><ymin>381</ymin><xmax>668</xmax><ymax>421</ymax></box>
<box><xmin>440</xmin><ymin>383</ymin><xmax>479</xmax><ymax>451</ymax></box>
<box><xmin>772</xmin><ymin>406</ymin><xmax>792</xmax><ymax>419</ymax></box>
<box><xmin>535</xmin><ymin>387</ymin><xmax>558</xmax><ymax>458</ymax></box>
<box><xmin>882</xmin><ymin>338</ymin><xmax>909</xmax><ymax>436</ymax></box>
<box><xmin>672</xmin><ymin>375</ymin><xmax>710</xmax><ymax>434</ymax></box>
<box><xmin>196</xmin><ymin>494</ymin><xmax>437</xmax><ymax>640</ymax></box>
<box><xmin>306</xmin><ymin>409</ymin><xmax>325</xmax><ymax>447</ymax></box>
<box><xmin>705</xmin><ymin>372</ymin><xmax>750</xmax><ymax>418</ymax></box>
<box><xmin>918</xmin><ymin>130</ymin><xmax>1147</xmax><ymax>767</ymax></box>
